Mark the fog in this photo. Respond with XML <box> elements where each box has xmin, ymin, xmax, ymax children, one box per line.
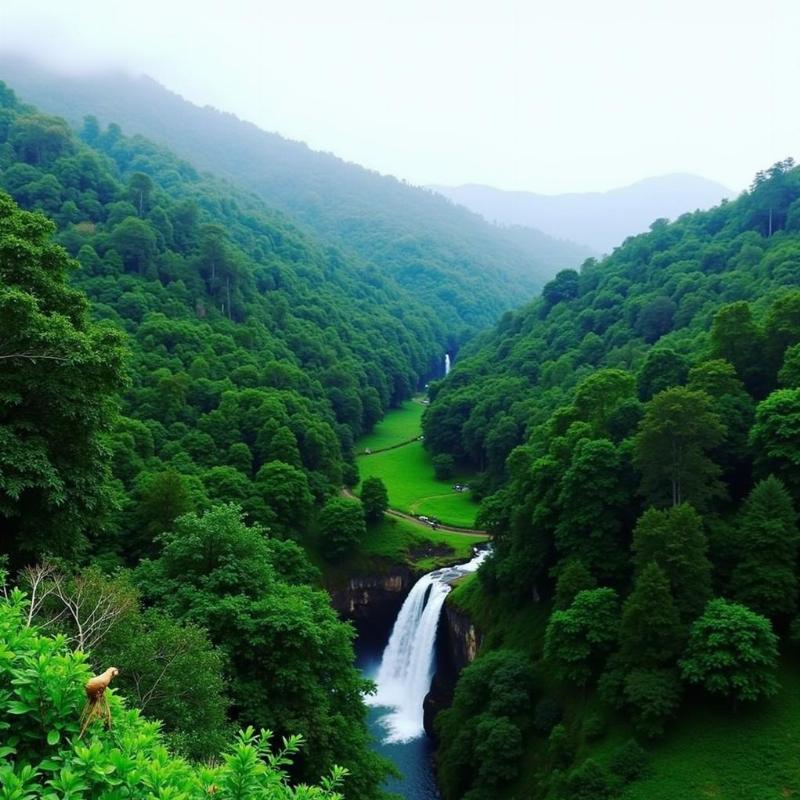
<box><xmin>0</xmin><ymin>0</ymin><xmax>797</xmax><ymax>193</ymax></box>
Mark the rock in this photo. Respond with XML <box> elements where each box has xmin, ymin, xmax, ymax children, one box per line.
<box><xmin>423</xmin><ymin>599</ymin><xmax>482</xmax><ymax>736</ymax></box>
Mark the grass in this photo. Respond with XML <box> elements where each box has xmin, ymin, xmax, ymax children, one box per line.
<box><xmin>620</xmin><ymin>659</ymin><xmax>800</xmax><ymax>800</ymax></box>
<box><xmin>357</xmin><ymin>400</ymin><xmax>424</xmax><ymax>452</ymax></box>
<box><xmin>360</xmin><ymin>516</ymin><xmax>487</xmax><ymax>570</ymax></box>
<box><xmin>355</xmin><ymin>401</ymin><xmax>479</xmax><ymax>528</ymax></box>
<box><xmin>356</xmin><ymin>441</ymin><xmax>478</xmax><ymax>527</ymax></box>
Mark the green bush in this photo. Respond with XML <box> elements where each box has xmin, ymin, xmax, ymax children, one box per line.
<box><xmin>563</xmin><ymin>758</ymin><xmax>614</xmax><ymax>800</ymax></box>
<box><xmin>0</xmin><ymin>588</ymin><xmax>346</xmax><ymax>799</ymax></box>
<box><xmin>610</xmin><ymin>738</ymin><xmax>649</xmax><ymax>784</ymax></box>
<box><xmin>582</xmin><ymin>712</ymin><xmax>606</xmax><ymax>741</ymax></box>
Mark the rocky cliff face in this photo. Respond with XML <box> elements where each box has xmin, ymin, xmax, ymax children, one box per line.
<box><xmin>423</xmin><ymin>599</ymin><xmax>482</xmax><ymax>735</ymax></box>
<box><xmin>328</xmin><ymin>565</ymin><xmax>414</xmax><ymax>639</ymax></box>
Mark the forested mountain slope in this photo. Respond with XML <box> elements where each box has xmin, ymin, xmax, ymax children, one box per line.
<box><xmin>0</xmin><ymin>55</ymin><xmax>593</xmax><ymax>331</ymax></box>
<box><xmin>423</xmin><ymin>159</ymin><xmax>800</xmax><ymax>798</ymax></box>
<box><xmin>0</xmin><ymin>77</ymin><xmax>450</xmax><ymax>555</ymax></box>
<box><xmin>0</xmin><ymin>81</ymin><xmax>410</xmax><ymax>798</ymax></box>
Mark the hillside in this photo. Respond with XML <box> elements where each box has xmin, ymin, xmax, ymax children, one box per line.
<box><xmin>431</xmin><ymin>173</ymin><xmax>732</xmax><ymax>253</ymax></box>
<box><xmin>0</xmin><ymin>54</ymin><xmax>594</xmax><ymax>332</ymax></box>
<box><xmin>424</xmin><ymin>159</ymin><xmax>800</xmax><ymax>798</ymax></box>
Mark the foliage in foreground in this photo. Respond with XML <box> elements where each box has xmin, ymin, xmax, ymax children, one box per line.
<box><xmin>0</xmin><ymin>587</ymin><xmax>347</xmax><ymax>800</ymax></box>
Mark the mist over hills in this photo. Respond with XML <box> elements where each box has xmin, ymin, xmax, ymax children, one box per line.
<box><xmin>430</xmin><ymin>173</ymin><xmax>733</xmax><ymax>253</ymax></box>
<box><xmin>0</xmin><ymin>55</ymin><xmax>594</xmax><ymax>331</ymax></box>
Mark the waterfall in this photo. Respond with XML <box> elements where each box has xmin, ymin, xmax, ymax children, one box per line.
<box><xmin>444</xmin><ymin>353</ymin><xmax>451</xmax><ymax>375</ymax></box>
<box><xmin>368</xmin><ymin>549</ymin><xmax>488</xmax><ymax>743</ymax></box>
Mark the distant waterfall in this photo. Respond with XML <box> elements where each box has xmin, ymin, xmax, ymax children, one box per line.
<box><xmin>368</xmin><ymin>549</ymin><xmax>488</xmax><ymax>743</ymax></box>
<box><xmin>444</xmin><ymin>353</ymin><xmax>451</xmax><ymax>375</ymax></box>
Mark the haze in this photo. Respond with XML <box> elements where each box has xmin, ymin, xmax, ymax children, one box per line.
<box><xmin>1</xmin><ymin>0</ymin><xmax>797</xmax><ymax>194</ymax></box>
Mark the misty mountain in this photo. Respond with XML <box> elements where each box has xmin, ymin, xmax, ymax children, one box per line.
<box><xmin>0</xmin><ymin>55</ymin><xmax>594</xmax><ymax>331</ymax></box>
<box><xmin>430</xmin><ymin>174</ymin><xmax>733</xmax><ymax>253</ymax></box>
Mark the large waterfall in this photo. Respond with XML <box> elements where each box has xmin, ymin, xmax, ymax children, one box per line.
<box><xmin>444</xmin><ymin>353</ymin><xmax>451</xmax><ymax>375</ymax></box>
<box><xmin>368</xmin><ymin>549</ymin><xmax>488</xmax><ymax>743</ymax></box>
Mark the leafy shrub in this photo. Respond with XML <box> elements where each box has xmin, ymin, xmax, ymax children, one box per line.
<box><xmin>0</xmin><ymin>588</ymin><xmax>347</xmax><ymax>799</ymax></box>
<box><xmin>563</xmin><ymin>758</ymin><xmax>614</xmax><ymax>800</ymax></box>
<box><xmin>610</xmin><ymin>738</ymin><xmax>649</xmax><ymax>784</ymax></box>
<box><xmin>582</xmin><ymin>712</ymin><xmax>606</xmax><ymax>741</ymax></box>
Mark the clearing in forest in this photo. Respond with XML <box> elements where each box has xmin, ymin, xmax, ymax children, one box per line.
<box><xmin>356</xmin><ymin>402</ymin><xmax>478</xmax><ymax>529</ymax></box>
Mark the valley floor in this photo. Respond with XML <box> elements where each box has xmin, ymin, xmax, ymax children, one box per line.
<box><xmin>355</xmin><ymin>400</ymin><xmax>480</xmax><ymax>529</ymax></box>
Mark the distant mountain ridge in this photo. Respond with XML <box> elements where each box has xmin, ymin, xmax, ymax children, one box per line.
<box><xmin>430</xmin><ymin>174</ymin><xmax>734</xmax><ymax>253</ymax></box>
<box><xmin>0</xmin><ymin>54</ymin><xmax>594</xmax><ymax>333</ymax></box>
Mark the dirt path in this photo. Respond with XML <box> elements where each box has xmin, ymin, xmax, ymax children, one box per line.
<box><xmin>342</xmin><ymin>487</ymin><xmax>488</xmax><ymax>537</ymax></box>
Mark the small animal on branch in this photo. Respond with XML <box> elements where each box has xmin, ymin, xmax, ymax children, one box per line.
<box><xmin>79</xmin><ymin>667</ymin><xmax>119</xmax><ymax>738</ymax></box>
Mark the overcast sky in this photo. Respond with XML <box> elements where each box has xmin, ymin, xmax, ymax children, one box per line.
<box><xmin>0</xmin><ymin>0</ymin><xmax>797</xmax><ymax>194</ymax></box>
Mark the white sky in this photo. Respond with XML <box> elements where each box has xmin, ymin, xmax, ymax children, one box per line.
<box><xmin>0</xmin><ymin>0</ymin><xmax>797</xmax><ymax>193</ymax></box>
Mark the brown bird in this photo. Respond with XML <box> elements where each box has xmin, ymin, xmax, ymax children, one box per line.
<box><xmin>79</xmin><ymin>667</ymin><xmax>119</xmax><ymax>738</ymax></box>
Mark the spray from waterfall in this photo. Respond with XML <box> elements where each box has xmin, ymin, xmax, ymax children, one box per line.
<box><xmin>368</xmin><ymin>549</ymin><xmax>488</xmax><ymax>743</ymax></box>
<box><xmin>444</xmin><ymin>353</ymin><xmax>451</xmax><ymax>375</ymax></box>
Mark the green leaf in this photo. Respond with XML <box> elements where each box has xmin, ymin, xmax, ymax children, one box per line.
<box><xmin>46</xmin><ymin>729</ymin><xmax>60</xmax><ymax>746</ymax></box>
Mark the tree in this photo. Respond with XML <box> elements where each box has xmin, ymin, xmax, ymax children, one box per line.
<box><xmin>97</xmin><ymin>607</ymin><xmax>229</xmax><ymax>760</ymax></box>
<box><xmin>319</xmin><ymin>497</ymin><xmax>366</xmax><ymax>559</ymax></box>
<box><xmin>573</xmin><ymin>369</ymin><xmax>635</xmax><ymax>434</ymax></box>
<box><xmin>632</xmin><ymin>505</ymin><xmax>712</xmax><ymax>620</ymax></box>
<box><xmin>729</xmin><ymin>476</ymin><xmax>799</xmax><ymax>618</ymax></box>
<box><xmin>636</xmin><ymin>349</ymin><xmax>689</xmax><ymax>402</ymax></box>
<box><xmin>750</xmin><ymin>389</ymin><xmax>800</xmax><ymax>499</ymax></box>
<box><xmin>621</xmin><ymin>667</ymin><xmax>682</xmax><ymax>738</ymax></box>
<box><xmin>710</xmin><ymin>302</ymin><xmax>768</xmax><ymax>395</ymax></box>
<box><xmin>620</xmin><ymin>562</ymin><xmax>682</xmax><ymax>668</ymax></box>
<box><xmin>542</xmin><ymin>269</ymin><xmax>579</xmax><ymax>310</ymax></box>
<box><xmin>433</xmin><ymin>452</ymin><xmax>456</xmax><ymax>480</ymax></box>
<box><xmin>127</xmin><ymin>172</ymin><xmax>154</xmax><ymax>217</ymax></box>
<box><xmin>553</xmin><ymin>560</ymin><xmax>596</xmax><ymax>610</ymax></box>
<box><xmin>634</xmin><ymin>386</ymin><xmax>725</xmax><ymax>509</ymax></box>
<box><xmin>360</xmin><ymin>477</ymin><xmax>389</xmax><ymax>522</ymax></box>
<box><xmin>779</xmin><ymin>343</ymin><xmax>800</xmax><ymax>387</ymax></box>
<box><xmin>255</xmin><ymin>460</ymin><xmax>314</xmax><ymax>536</ymax></box>
<box><xmin>544</xmin><ymin>588</ymin><xmax>619</xmax><ymax>686</ymax></box>
<box><xmin>636</xmin><ymin>296</ymin><xmax>676</xmax><ymax>344</ymax></box>
<box><xmin>555</xmin><ymin>437</ymin><xmax>633</xmax><ymax>580</ymax></box>
<box><xmin>110</xmin><ymin>216</ymin><xmax>157</xmax><ymax>274</ymax></box>
<box><xmin>127</xmin><ymin>470</ymin><xmax>205</xmax><ymax>559</ymax></box>
<box><xmin>0</xmin><ymin>192</ymin><xmax>126</xmax><ymax>561</ymax></box>
<box><xmin>135</xmin><ymin>504</ymin><xmax>390</xmax><ymax>796</ymax></box>
<box><xmin>680</xmin><ymin>599</ymin><xmax>779</xmax><ymax>704</ymax></box>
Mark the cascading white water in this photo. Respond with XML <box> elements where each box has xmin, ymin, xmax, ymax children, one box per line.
<box><xmin>368</xmin><ymin>549</ymin><xmax>488</xmax><ymax>743</ymax></box>
<box><xmin>444</xmin><ymin>353</ymin><xmax>451</xmax><ymax>375</ymax></box>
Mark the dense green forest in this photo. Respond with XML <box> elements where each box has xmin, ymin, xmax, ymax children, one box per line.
<box><xmin>0</xmin><ymin>55</ymin><xmax>593</xmax><ymax>334</ymax></box>
<box><xmin>424</xmin><ymin>159</ymin><xmax>800</xmax><ymax>798</ymax></box>
<box><xmin>0</xmin><ymin>79</ymin><xmax>442</xmax><ymax>799</ymax></box>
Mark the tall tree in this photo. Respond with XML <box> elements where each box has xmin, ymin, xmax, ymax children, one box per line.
<box><xmin>750</xmin><ymin>389</ymin><xmax>800</xmax><ymax>499</ymax></box>
<box><xmin>360</xmin><ymin>476</ymin><xmax>389</xmax><ymax>522</ymax></box>
<box><xmin>0</xmin><ymin>192</ymin><xmax>126</xmax><ymax>561</ymax></box>
<box><xmin>632</xmin><ymin>504</ymin><xmax>712</xmax><ymax>620</ymax></box>
<box><xmin>729</xmin><ymin>476</ymin><xmax>799</xmax><ymax>618</ymax></box>
<box><xmin>634</xmin><ymin>386</ymin><xmax>725</xmax><ymax>509</ymax></box>
<box><xmin>544</xmin><ymin>588</ymin><xmax>620</xmax><ymax>687</ymax></box>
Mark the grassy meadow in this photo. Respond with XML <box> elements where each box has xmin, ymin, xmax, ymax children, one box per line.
<box><xmin>358</xmin><ymin>440</ymin><xmax>477</xmax><ymax>527</ymax></box>
<box><xmin>357</xmin><ymin>400</ymin><xmax>425</xmax><ymax>452</ymax></box>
